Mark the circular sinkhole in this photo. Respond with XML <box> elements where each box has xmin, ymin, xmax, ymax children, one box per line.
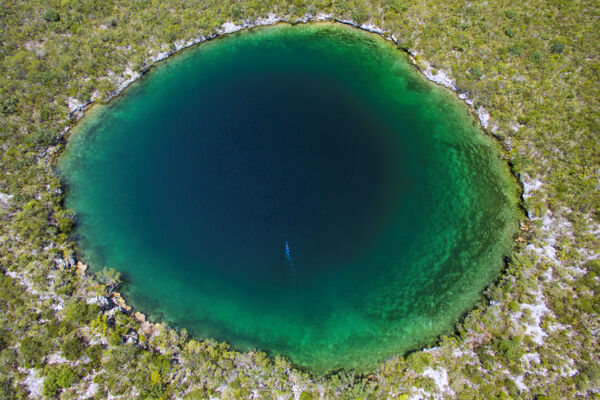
<box><xmin>59</xmin><ymin>23</ymin><xmax>520</xmax><ymax>373</ymax></box>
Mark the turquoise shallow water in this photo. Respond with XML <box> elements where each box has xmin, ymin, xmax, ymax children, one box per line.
<box><xmin>59</xmin><ymin>23</ymin><xmax>520</xmax><ymax>373</ymax></box>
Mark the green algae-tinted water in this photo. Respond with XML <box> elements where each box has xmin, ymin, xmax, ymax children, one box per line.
<box><xmin>59</xmin><ymin>23</ymin><xmax>519</xmax><ymax>373</ymax></box>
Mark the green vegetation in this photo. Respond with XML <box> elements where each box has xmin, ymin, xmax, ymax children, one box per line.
<box><xmin>0</xmin><ymin>0</ymin><xmax>597</xmax><ymax>398</ymax></box>
<box><xmin>97</xmin><ymin>266</ymin><xmax>121</xmax><ymax>295</ymax></box>
<box><xmin>20</xmin><ymin>337</ymin><xmax>49</xmax><ymax>369</ymax></box>
<box><xmin>61</xmin><ymin>336</ymin><xmax>84</xmax><ymax>362</ymax></box>
<box><xmin>43</xmin><ymin>365</ymin><xmax>78</xmax><ymax>398</ymax></box>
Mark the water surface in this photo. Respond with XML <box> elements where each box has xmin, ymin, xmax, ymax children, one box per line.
<box><xmin>60</xmin><ymin>23</ymin><xmax>519</xmax><ymax>373</ymax></box>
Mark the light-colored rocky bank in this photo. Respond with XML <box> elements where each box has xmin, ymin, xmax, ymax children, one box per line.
<box><xmin>54</xmin><ymin>13</ymin><xmax>592</xmax><ymax>400</ymax></box>
<box><xmin>65</xmin><ymin>13</ymin><xmax>493</xmax><ymax>141</ymax></box>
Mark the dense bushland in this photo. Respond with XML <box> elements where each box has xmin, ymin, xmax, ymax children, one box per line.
<box><xmin>0</xmin><ymin>0</ymin><xmax>598</xmax><ymax>398</ymax></box>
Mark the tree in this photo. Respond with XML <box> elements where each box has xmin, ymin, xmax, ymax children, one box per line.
<box><xmin>42</xmin><ymin>9</ymin><xmax>60</xmax><ymax>23</ymax></box>
<box><xmin>98</xmin><ymin>267</ymin><xmax>122</xmax><ymax>295</ymax></box>
<box><xmin>61</xmin><ymin>336</ymin><xmax>85</xmax><ymax>361</ymax></box>
<box><xmin>43</xmin><ymin>366</ymin><xmax>78</xmax><ymax>398</ymax></box>
<box><xmin>20</xmin><ymin>337</ymin><xmax>46</xmax><ymax>368</ymax></box>
<box><xmin>63</xmin><ymin>300</ymin><xmax>98</xmax><ymax>324</ymax></box>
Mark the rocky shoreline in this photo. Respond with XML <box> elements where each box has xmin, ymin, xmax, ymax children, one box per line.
<box><xmin>66</xmin><ymin>14</ymin><xmax>495</xmax><ymax>143</ymax></box>
<box><xmin>1</xmin><ymin>0</ymin><xmax>596</xmax><ymax>396</ymax></box>
<box><xmin>59</xmin><ymin>13</ymin><xmax>526</xmax><ymax>364</ymax></box>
